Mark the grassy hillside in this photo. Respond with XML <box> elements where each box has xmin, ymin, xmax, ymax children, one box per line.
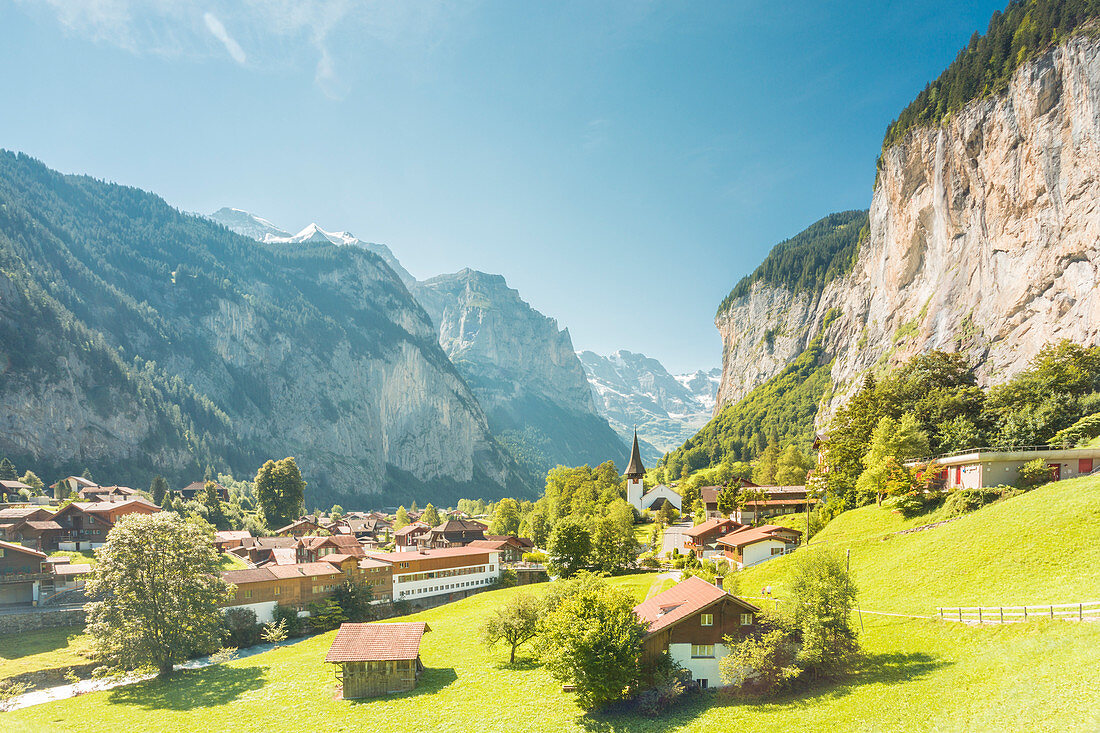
<box><xmin>739</xmin><ymin>473</ymin><xmax>1100</xmax><ymax>612</ymax></box>
<box><xmin>7</xmin><ymin>479</ymin><xmax>1100</xmax><ymax>731</ymax></box>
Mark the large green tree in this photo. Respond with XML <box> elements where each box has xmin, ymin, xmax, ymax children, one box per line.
<box><xmin>421</xmin><ymin>503</ymin><xmax>441</xmax><ymax>527</ymax></box>
<box><xmin>490</xmin><ymin>497</ymin><xmax>522</xmax><ymax>536</ymax></box>
<box><xmin>546</xmin><ymin>516</ymin><xmax>592</xmax><ymax>578</ymax></box>
<box><xmin>85</xmin><ymin>512</ymin><xmax>231</xmax><ymax>677</ymax></box>
<box><xmin>149</xmin><ymin>476</ymin><xmax>170</xmax><ymax>506</ymax></box>
<box><xmin>255</xmin><ymin>457</ymin><xmax>306</xmax><ymax>530</ymax></box>
<box><xmin>855</xmin><ymin>414</ymin><xmax>930</xmax><ymax>505</ymax></box>
<box><xmin>540</xmin><ymin>573</ymin><xmax>647</xmax><ymax>709</ymax></box>
<box><xmin>481</xmin><ymin>592</ymin><xmax>542</xmax><ymax>664</ymax></box>
<box><xmin>787</xmin><ymin>549</ymin><xmax>859</xmax><ymax>679</ymax></box>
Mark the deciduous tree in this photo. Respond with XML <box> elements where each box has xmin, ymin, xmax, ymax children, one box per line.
<box><xmin>85</xmin><ymin>513</ymin><xmax>231</xmax><ymax>677</ymax></box>
<box><xmin>481</xmin><ymin>592</ymin><xmax>542</xmax><ymax>663</ymax></box>
<box><xmin>787</xmin><ymin>549</ymin><xmax>859</xmax><ymax>678</ymax></box>
<box><xmin>254</xmin><ymin>457</ymin><xmax>306</xmax><ymax>530</ymax></box>
<box><xmin>546</xmin><ymin>516</ymin><xmax>591</xmax><ymax>577</ymax></box>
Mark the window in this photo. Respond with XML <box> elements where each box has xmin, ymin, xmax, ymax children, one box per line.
<box><xmin>700</xmin><ymin>613</ymin><xmax>713</xmax><ymax>627</ymax></box>
<box><xmin>243</xmin><ymin>589</ymin><xmax>252</xmax><ymax>599</ymax></box>
<box><xmin>740</xmin><ymin>613</ymin><xmax>753</xmax><ymax>626</ymax></box>
<box><xmin>273</xmin><ymin>586</ymin><xmax>281</xmax><ymax>596</ymax></box>
<box><xmin>771</xmin><ymin>547</ymin><xmax>784</xmax><ymax>556</ymax></box>
<box><xmin>698</xmin><ymin>678</ymin><xmax>709</xmax><ymax>689</ymax></box>
<box><xmin>691</xmin><ymin>645</ymin><xmax>714</xmax><ymax>658</ymax></box>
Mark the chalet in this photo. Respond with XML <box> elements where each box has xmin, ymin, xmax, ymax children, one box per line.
<box><xmin>0</xmin><ymin>540</ymin><xmax>49</xmax><ymax>606</ymax></box>
<box><xmin>468</xmin><ymin>535</ymin><xmax>534</xmax><ymax>563</ymax></box>
<box><xmin>906</xmin><ymin>446</ymin><xmax>1100</xmax><ymax>489</ymax></box>
<box><xmin>176</xmin><ymin>481</ymin><xmax>230</xmax><ymax>503</ymax></box>
<box><xmin>276</xmin><ymin>517</ymin><xmax>325</xmax><ymax>537</ymax></box>
<box><xmin>717</xmin><ymin>525</ymin><xmax>802</xmax><ymax>570</ymax></box>
<box><xmin>3</xmin><ymin>517</ymin><xmax>63</xmax><ymax>551</ymax></box>
<box><xmin>732</xmin><ymin>486</ymin><xmax>814</xmax><ymax>524</ymax></box>
<box><xmin>78</xmin><ymin>485</ymin><xmax>140</xmax><ymax>503</ymax></box>
<box><xmin>231</xmin><ymin>536</ymin><xmax>299</xmax><ymax>566</ymax></box>
<box><xmin>52</xmin><ymin>498</ymin><xmax>159</xmax><ymax>551</ymax></box>
<box><xmin>394</xmin><ymin>522</ymin><xmax>431</xmax><ymax>548</ymax></box>
<box><xmin>44</xmin><ymin>556</ymin><xmax>91</xmax><ymax>593</ymax></box>
<box><xmin>683</xmin><ymin>518</ymin><xmax>743</xmax><ymax>557</ymax></box>
<box><xmin>422</xmin><ymin>518</ymin><xmax>487</xmax><ymax>548</ymax></box>
<box><xmin>633</xmin><ymin>576</ymin><xmax>760</xmax><ymax>689</ymax></box>
<box><xmin>326</xmin><ymin>622</ymin><xmax>430</xmax><ymax>698</ymax></box>
<box><xmin>298</xmin><ymin>535</ymin><xmax>367</xmax><ymax>563</ymax></box>
<box><xmin>49</xmin><ymin>475</ymin><xmax>99</xmax><ymax>500</ymax></box>
<box><xmin>214</xmin><ymin>530</ymin><xmax>252</xmax><ymax>551</ymax></box>
<box><xmin>222</xmin><ymin>557</ymin><xmax>367</xmax><ymax>622</ymax></box>
<box><xmin>0</xmin><ymin>479</ymin><xmax>33</xmax><ymax>497</ymax></box>
<box><xmin>377</xmin><ymin>546</ymin><xmax>501</xmax><ymax>606</ymax></box>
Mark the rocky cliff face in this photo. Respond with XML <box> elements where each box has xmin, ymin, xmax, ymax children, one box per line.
<box><xmin>0</xmin><ymin>153</ymin><xmax>528</xmax><ymax>507</ymax></box>
<box><xmin>415</xmin><ymin>269</ymin><xmax>626</xmax><ymax>478</ymax></box>
<box><xmin>715</xmin><ymin>35</ymin><xmax>1100</xmax><ymax>417</ymax></box>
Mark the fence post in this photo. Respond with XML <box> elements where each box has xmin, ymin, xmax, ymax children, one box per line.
<box><xmin>1024</xmin><ymin>606</ymin><xmax>1027</xmax><ymax>621</ymax></box>
<box><xmin>1000</xmin><ymin>607</ymin><xmax>1003</xmax><ymax>623</ymax></box>
<box><xmin>1080</xmin><ymin>603</ymin><xmax>1084</xmax><ymax>621</ymax></box>
<box><xmin>958</xmin><ymin>608</ymin><xmax>962</xmax><ymax>622</ymax></box>
<box><xmin>1050</xmin><ymin>605</ymin><xmax>1054</xmax><ymax>619</ymax></box>
<box><xmin>978</xmin><ymin>607</ymin><xmax>982</xmax><ymax>623</ymax></box>
<box><xmin>938</xmin><ymin>607</ymin><xmax>942</xmax><ymax>619</ymax></box>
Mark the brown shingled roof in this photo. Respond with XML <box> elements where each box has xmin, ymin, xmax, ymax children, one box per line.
<box><xmin>325</xmin><ymin>622</ymin><xmax>430</xmax><ymax>662</ymax></box>
<box><xmin>633</xmin><ymin>576</ymin><xmax>758</xmax><ymax>636</ymax></box>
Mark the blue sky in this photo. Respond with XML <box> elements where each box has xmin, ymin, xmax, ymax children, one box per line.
<box><xmin>0</xmin><ymin>1</ymin><xmax>1006</xmax><ymax>373</ymax></box>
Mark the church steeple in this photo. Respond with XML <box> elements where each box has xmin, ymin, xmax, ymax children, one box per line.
<box><xmin>624</xmin><ymin>429</ymin><xmax>646</xmax><ymax>479</ymax></box>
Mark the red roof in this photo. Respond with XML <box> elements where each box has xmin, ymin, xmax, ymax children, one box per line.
<box><xmin>325</xmin><ymin>622</ymin><xmax>431</xmax><ymax>662</ymax></box>
<box><xmin>376</xmin><ymin>546</ymin><xmax>499</xmax><ymax>562</ymax></box>
<box><xmin>716</xmin><ymin>525</ymin><xmax>801</xmax><ymax>549</ymax></box>
<box><xmin>633</xmin><ymin>576</ymin><xmax>757</xmax><ymax>636</ymax></box>
<box><xmin>684</xmin><ymin>517</ymin><xmax>741</xmax><ymax>540</ymax></box>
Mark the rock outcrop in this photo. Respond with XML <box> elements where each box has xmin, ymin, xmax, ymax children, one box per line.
<box><xmin>714</xmin><ymin>36</ymin><xmax>1100</xmax><ymax>418</ymax></box>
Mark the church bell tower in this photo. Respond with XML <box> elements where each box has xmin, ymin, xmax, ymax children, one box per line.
<box><xmin>624</xmin><ymin>429</ymin><xmax>646</xmax><ymax>512</ymax></box>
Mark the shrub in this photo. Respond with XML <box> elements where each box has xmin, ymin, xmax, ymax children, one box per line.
<box><xmin>1017</xmin><ymin>459</ymin><xmax>1057</xmax><ymax>490</ymax></box>
<box><xmin>719</xmin><ymin>624</ymin><xmax>802</xmax><ymax>695</ymax></box>
<box><xmin>308</xmin><ymin>599</ymin><xmax>348</xmax><ymax>632</ymax></box>
<box><xmin>635</xmin><ymin>653</ymin><xmax>689</xmax><ymax>717</ymax></box>
<box><xmin>222</xmin><ymin>607</ymin><xmax>262</xmax><ymax>648</ymax></box>
<box><xmin>272</xmin><ymin>603</ymin><xmax>305</xmax><ymax>637</ymax></box>
<box><xmin>942</xmin><ymin>488</ymin><xmax>1002</xmax><ymax>518</ymax></box>
<box><xmin>891</xmin><ymin>492</ymin><xmax>932</xmax><ymax>518</ymax></box>
<box><xmin>497</xmin><ymin>568</ymin><xmax>518</xmax><ymax>589</ymax></box>
<box><xmin>522</xmin><ymin>551</ymin><xmax>548</xmax><ymax>564</ymax></box>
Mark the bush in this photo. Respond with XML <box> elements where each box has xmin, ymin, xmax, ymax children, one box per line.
<box><xmin>308</xmin><ymin>599</ymin><xmax>348</xmax><ymax>632</ymax></box>
<box><xmin>272</xmin><ymin>603</ymin><xmax>305</xmax><ymax>638</ymax></box>
<box><xmin>639</xmin><ymin>552</ymin><xmax>660</xmax><ymax>569</ymax></box>
<box><xmin>635</xmin><ymin>653</ymin><xmax>690</xmax><ymax>717</ymax></box>
<box><xmin>890</xmin><ymin>492</ymin><xmax>933</xmax><ymax>518</ymax></box>
<box><xmin>497</xmin><ymin>568</ymin><xmax>518</xmax><ymax>589</ymax></box>
<box><xmin>222</xmin><ymin>607</ymin><xmax>262</xmax><ymax>648</ymax></box>
<box><xmin>522</xmin><ymin>551</ymin><xmax>548</xmax><ymax>564</ymax></box>
<box><xmin>719</xmin><ymin>624</ymin><xmax>802</xmax><ymax>695</ymax></box>
<box><xmin>942</xmin><ymin>488</ymin><xmax>1002</xmax><ymax>518</ymax></box>
<box><xmin>1017</xmin><ymin>459</ymin><xmax>1057</xmax><ymax>490</ymax></box>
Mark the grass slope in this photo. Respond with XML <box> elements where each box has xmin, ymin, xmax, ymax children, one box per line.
<box><xmin>8</xmin><ymin>480</ymin><xmax>1100</xmax><ymax>731</ymax></box>
<box><xmin>1</xmin><ymin>629</ymin><xmax>91</xmax><ymax>684</ymax></box>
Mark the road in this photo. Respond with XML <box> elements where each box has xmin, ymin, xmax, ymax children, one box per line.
<box><xmin>660</xmin><ymin>520</ymin><xmax>692</xmax><ymax>557</ymax></box>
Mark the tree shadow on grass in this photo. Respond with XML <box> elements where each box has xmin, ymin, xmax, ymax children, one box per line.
<box><xmin>492</xmin><ymin>655</ymin><xmax>541</xmax><ymax>672</ymax></box>
<box><xmin>107</xmin><ymin>664</ymin><xmax>267</xmax><ymax>710</ymax></box>
<box><xmin>345</xmin><ymin>667</ymin><xmax>459</xmax><ymax>704</ymax></box>
<box><xmin>577</xmin><ymin>651</ymin><xmax>950</xmax><ymax>732</ymax></box>
<box><xmin>0</xmin><ymin>630</ymin><xmax>85</xmax><ymax>660</ymax></box>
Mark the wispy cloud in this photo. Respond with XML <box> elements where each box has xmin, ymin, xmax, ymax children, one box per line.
<box><xmin>19</xmin><ymin>0</ymin><xmax>461</xmax><ymax>98</ymax></box>
<box><xmin>203</xmin><ymin>12</ymin><xmax>245</xmax><ymax>65</ymax></box>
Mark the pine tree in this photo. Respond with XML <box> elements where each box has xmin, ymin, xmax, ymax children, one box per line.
<box><xmin>0</xmin><ymin>458</ymin><xmax>17</xmax><ymax>481</ymax></box>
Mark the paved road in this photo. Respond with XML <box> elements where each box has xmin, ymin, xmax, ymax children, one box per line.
<box><xmin>661</xmin><ymin>521</ymin><xmax>692</xmax><ymax>557</ymax></box>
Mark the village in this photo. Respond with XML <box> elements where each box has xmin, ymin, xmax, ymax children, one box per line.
<box><xmin>3</xmin><ymin>433</ymin><xmax>1099</xmax><ymax>708</ymax></box>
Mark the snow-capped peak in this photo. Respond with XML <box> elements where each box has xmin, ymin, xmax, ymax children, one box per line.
<box><xmin>264</xmin><ymin>223</ymin><xmax>362</xmax><ymax>247</ymax></box>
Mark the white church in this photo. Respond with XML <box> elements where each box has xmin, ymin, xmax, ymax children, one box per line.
<box><xmin>624</xmin><ymin>430</ymin><xmax>682</xmax><ymax>514</ymax></box>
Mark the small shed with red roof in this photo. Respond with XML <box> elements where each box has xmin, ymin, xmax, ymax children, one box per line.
<box><xmin>326</xmin><ymin>621</ymin><xmax>431</xmax><ymax>698</ymax></box>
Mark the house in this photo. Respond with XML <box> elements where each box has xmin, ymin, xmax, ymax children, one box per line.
<box><xmin>0</xmin><ymin>479</ymin><xmax>33</xmax><ymax>496</ymax></box>
<box><xmin>78</xmin><ymin>485</ymin><xmax>140</xmax><ymax>503</ymax></box>
<box><xmin>633</xmin><ymin>576</ymin><xmax>760</xmax><ymax>689</ymax></box>
<box><xmin>52</xmin><ymin>498</ymin><xmax>160</xmax><ymax>551</ymax></box>
<box><xmin>0</xmin><ymin>540</ymin><xmax>49</xmax><ymax>606</ymax></box>
<box><xmin>275</xmin><ymin>517</ymin><xmax>325</xmax><ymax>537</ymax></box>
<box><xmin>717</xmin><ymin>525</ymin><xmax>802</xmax><ymax>570</ymax></box>
<box><xmin>468</xmin><ymin>535</ymin><xmax>535</xmax><ymax>563</ymax></box>
<box><xmin>298</xmin><ymin>535</ymin><xmax>367</xmax><ymax>563</ymax></box>
<box><xmin>698</xmin><ymin>481</ymin><xmax>762</xmax><ymax>519</ymax></box>
<box><xmin>214</xmin><ymin>530</ymin><xmax>252</xmax><ymax>551</ymax></box>
<box><xmin>326</xmin><ymin>622</ymin><xmax>431</xmax><ymax>698</ymax></box>
<box><xmin>177</xmin><ymin>481</ymin><xmax>230</xmax><ymax>503</ymax></box>
<box><xmin>231</xmin><ymin>536</ymin><xmax>299</xmax><ymax>566</ymax></box>
<box><xmin>906</xmin><ymin>446</ymin><xmax>1100</xmax><ymax>489</ymax></box>
<box><xmin>49</xmin><ymin>476</ymin><xmax>98</xmax><ymax>501</ymax></box>
<box><xmin>422</xmin><ymin>518</ymin><xmax>487</xmax><ymax>548</ymax></box>
<box><xmin>683</xmin><ymin>518</ymin><xmax>743</xmax><ymax>557</ymax></box>
<box><xmin>376</xmin><ymin>546</ymin><xmax>501</xmax><ymax>606</ymax></box>
<box><xmin>43</xmin><ymin>556</ymin><xmax>91</xmax><ymax>593</ymax></box>
<box><xmin>732</xmin><ymin>486</ymin><xmax>814</xmax><ymax>524</ymax></box>
<box><xmin>394</xmin><ymin>522</ymin><xmax>431</xmax><ymax>548</ymax></box>
<box><xmin>3</xmin><ymin>517</ymin><xmax>64</xmax><ymax>551</ymax></box>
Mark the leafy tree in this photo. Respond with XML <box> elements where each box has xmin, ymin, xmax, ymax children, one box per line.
<box><xmin>719</xmin><ymin>625</ymin><xmax>802</xmax><ymax>694</ymax></box>
<box><xmin>481</xmin><ymin>592</ymin><xmax>542</xmax><ymax>663</ymax></box>
<box><xmin>329</xmin><ymin>504</ymin><xmax>344</xmax><ymax>522</ymax></box>
<box><xmin>19</xmin><ymin>470</ymin><xmax>43</xmax><ymax>492</ymax></box>
<box><xmin>333</xmin><ymin>580</ymin><xmax>376</xmax><ymax>622</ymax></box>
<box><xmin>203</xmin><ymin>480</ymin><xmax>228</xmax><ymax>529</ymax></box>
<box><xmin>936</xmin><ymin>416</ymin><xmax>981</xmax><ymax>453</ymax></box>
<box><xmin>540</xmin><ymin>573</ymin><xmax>647</xmax><ymax>709</ymax></box>
<box><xmin>752</xmin><ymin>440</ymin><xmax>780</xmax><ymax>485</ymax></box>
<box><xmin>0</xmin><ymin>458</ymin><xmax>16</xmax><ymax>481</ymax></box>
<box><xmin>254</xmin><ymin>457</ymin><xmax>306</xmax><ymax>530</ymax></box>
<box><xmin>307</xmin><ymin>599</ymin><xmax>349</xmax><ymax>632</ymax></box>
<box><xmin>657</xmin><ymin>500</ymin><xmax>677</xmax><ymax>526</ymax></box>
<box><xmin>394</xmin><ymin>506</ymin><xmax>410</xmax><ymax>530</ymax></box>
<box><xmin>85</xmin><ymin>512</ymin><xmax>231</xmax><ymax>677</ymax></box>
<box><xmin>524</xmin><ymin>507</ymin><xmax>550</xmax><ymax>548</ymax></box>
<box><xmin>149</xmin><ymin>476</ymin><xmax>169</xmax><ymax>505</ymax></box>
<box><xmin>855</xmin><ymin>414</ymin><xmax>930</xmax><ymax>505</ymax></box>
<box><xmin>222</xmin><ymin>607</ymin><xmax>262</xmax><ymax>648</ymax></box>
<box><xmin>261</xmin><ymin>618</ymin><xmax>288</xmax><ymax>647</ymax></box>
<box><xmin>546</xmin><ymin>516</ymin><xmax>592</xmax><ymax>578</ymax></box>
<box><xmin>490</xmin><ymin>497</ymin><xmax>521</xmax><ymax>535</ymax></box>
<box><xmin>717</xmin><ymin>483</ymin><xmax>739</xmax><ymax>517</ymax></box>
<box><xmin>775</xmin><ymin>445</ymin><xmax>812</xmax><ymax>485</ymax></box>
<box><xmin>421</xmin><ymin>503</ymin><xmax>441</xmax><ymax>528</ymax></box>
<box><xmin>787</xmin><ymin>549</ymin><xmax>859</xmax><ymax>679</ymax></box>
<box><xmin>590</xmin><ymin>515</ymin><xmax>637</xmax><ymax>573</ymax></box>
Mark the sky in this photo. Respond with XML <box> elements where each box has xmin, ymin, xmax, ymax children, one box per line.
<box><xmin>0</xmin><ymin>0</ymin><xmax>1008</xmax><ymax>373</ymax></box>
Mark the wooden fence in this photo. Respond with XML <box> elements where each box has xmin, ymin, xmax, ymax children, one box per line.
<box><xmin>937</xmin><ymin>601</ymin><xmax>1100</xmax><ymax>624</ymax></box>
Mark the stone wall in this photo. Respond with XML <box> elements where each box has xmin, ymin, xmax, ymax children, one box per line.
<box><xmin>0</xmin><ymin>607</ymin><xmax>85</xmax><ymax>635</ymax></box>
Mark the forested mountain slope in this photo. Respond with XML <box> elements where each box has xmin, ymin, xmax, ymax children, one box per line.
<box><xmin>0</xmin><ymin>152</ymin><xmax>530</xmax><ymax>507</ymax></box>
